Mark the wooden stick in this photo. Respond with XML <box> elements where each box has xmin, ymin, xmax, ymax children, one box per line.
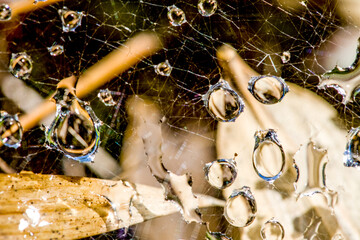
<box><xmin>0</xmin><ymin>172</ymin><xmax>224</xmax><ymax>239</ymax></box>
<box><xmin>9</xmin><ymin>0</ymin><xmax>64</xmax><ymax>18</ymax></box>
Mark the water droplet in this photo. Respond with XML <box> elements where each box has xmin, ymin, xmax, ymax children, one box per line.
<box><xmin>0</xmin><ymin>111</ymin><xmax>23</xmax><ymax>148</ymax></box>
<box><xmin>260</xmin><ymin>218</ymin><xmax>285</xmax><ymax>240</ymax></box>
<box><xmin>47</xmin><ymin>44</ymin><xmax>64</xmax><ymax>56</ymax></box>
<box><xmin>317</xmin><ymin>84</ymin><xmax>347</xmax><ymax>104</ymax></box>
<box><xmin>206</xmin><ymin>231</ymin><xmax>232</xmax><ymax>240</ymax></box>
<box><xmin>224</xmin><ymin>186</ymin><xmax>257</xmax><ymax>227</ymax></box>
<box><xmin>167</xmin><ymin>5</ymin><xmax>186</xmax><ymax>26</ymax></box>
<box><xmin>344</xmin><ymin>127</ymin><xmax>360</xmax><ymax>168</ymax></box>
<box><xmin>351</xmin><ymin>85</ymin><xmax>360</xmax><ymax>104</ymax></box>
<box><xmin>203</xmin><ymin>79</ymin><xmax>244</xmax><ymax>122</ymax></box>
<box><xmin>9</xmin><ymin>53</ymin><xmax>33</xmax><ymax>80</ymax></box>
<box><xmin>58</xmin><ymin>7</ymin><xmax>84</xmax><ymax>32</ymax></box>
<box><xmin>332</xmin><ymin>234</ymin><xmax>344</xmax><ymax>240</ymax></box>
<box><xmin>154</xmin><ymin>60</ymin><xmax>172</xmax><ymax>76</ymax></box>
<box><xmin>204</xmin><ymin>158</ymin><xmax>237</xmax><ymax>189</ymax></box>
<box><xmin>0</xmin><ymin>4</ymin><xmax>11</xmax><ymax>21</ymax></box>
<box><xmin>253</xmin><ymin>129</ymin><xmax>285</xmax><ymax>183</ymax></box>
<box><xmin>248</xmin><ymin>75</ymin><xmax>289</xmax><ymax>104</ymax></box>
<box><xmin>280</xmin><ymin>51</ymin><xmax>291</xmax><ymax>63</ymax></box>
<box><xmin>98</xmin><ymin>89</ymin><xmax>116</xmax><ymax>106</ymax></box>
<box><xmin>46</xmin><ymin>88</ymin><xmax>101</xmax><ymax>162</ymax></box>
<box><xmin>198</xmin><ymin>0</ymin><xmax>218</xmax><ymax>17</ymax></box>
<box><xmin>33</xmin><ymin>0</ymin><xmax>47</xmax><ymax>4</ymax></box>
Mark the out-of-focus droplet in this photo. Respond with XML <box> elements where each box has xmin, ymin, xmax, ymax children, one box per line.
<box><xmin>351</xmin><ymin>85</ymin><xmax>360</xmax><ymax>105</ymax></box>
<box><xmin>167</xmin><ymin>5</ymin><xmax>186</xmax><ymax>26</ymax></box>
<box><xmin>206</xmin><ymin>231</ymin><xmax>232</xmax><ymax>240</ymax></box>
<box><xmin>198</xmin><ymin>0</ymin><xmax>217</xmax><ymax>17</ymax></box>
<box><xmin>58</xmin><ymin>7</ymin><xmax>84</xmax><ymax>32</ymax></box>
<box><xmin>344</xmin><ymin>127</ymin><xmax>360</xmax><ymax>168</ymax></box>
<box><xmin>0</xmin><ymin>111</ymin><xmax>23</xmax><ymax>148</ymax></box>
<box><xmin>224</xmin><ymin>186</ymin><xmax>257</xmax><ymax>227</ymax></box>
<box><xmin>98</xmin><ymin>89</ymin><xmax>116</xmax><ymax>106</ymax></box>
<box><xmin>252</xmin><ymin>129</ymin><xmax>285</xmax><ymax>183</ymax></box>
<box><xmin>203</xmin><ymin>79</ymin><xmax>244</xmax><ymax>122</ymax></box>
<box><xmin>0</xmin><ymin>4</ymin><xmax>11</xmax><ymax>21</ymax></box>
<box><xmin>248</xmin><ymin>75</ymin><xmax>289</xmax><ymax>104</ymax></box>
<box><xmin>46</xmin><ymin>88</ymin><xmax>100</xmax><ymax>162</ymax></box>
<box><xmin>332</xmin><ymin>233</ymin><xmax>344</xmax><ymax>240</ymax></box>
<box><xmin>280</xmin><ymin>51</ymin><xmax>291</xmax><ymax>63</ymax></box>
<box><xmin>33</xmin><ymin>0</ymin><xmax>47</xmax><ymax>4</ymax></box>
<box><xmin>204</xmin><ymin>158</ymin><xmax>237</xmax><ymax>189</ymax></box>
<box><xmin>47</xmin><ymin>44</ymin><xmax>64</xmax><ymax>56</ymax></box>
<box><xmin>260</xmin><ymin>218</ymin><xmax>285</xmax><ymax>240</ymax></box>
<box><xmin>155</xmin><ymin>60</ymin><xmax>172</xmax><ymax>76</ymax></box>
<box><xmin>9</xmin><ymin>53</ymin><xmax>33</xmax><ymax>80</ymax></box>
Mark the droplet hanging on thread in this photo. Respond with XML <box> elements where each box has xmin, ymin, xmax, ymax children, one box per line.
<box><xmin>344</xmin><ymin>127</ymin><xmax>360</xmax><ymax>168</ymax></box>
<box><xmin>98</xmin><ymin>89</ymin><xmax>116</xmax><ymax>106</ymax></box>
<box><xmin>58</xmin><ymin>7</ymin><xmax>84</xmax><ymax>32</ymax></box>
<box><xmin>198</xmin><ymin>0</ymin><xmax>218</xmax><ymax>17</ymax></box>
<box><xmin>9</xmin><ymin>53</ymin><xmax>33</xmax><ymax>80</ymax></box>
<box><xmin>280</xmin><ymin>51</ymin><xmax>291</xmax><ymax>63</ymax></box>
<box><xmin>204</xmin><ymin>158</ymin><xmax>237</xmax><ymax>189</ymax></box>
<box><xmin>167</xmin><ymin>5</ymin><xmax>186</xmax><ymax>26</ymax></box>
<box><xmin>0</xmin><ymin>111</ymin><xmax>23</xmax><ymax>149</ymax></box>
<box><xmin>248</xmin><ymin>75</ymin><xmax>289</xmax><ymax>104</ymax></box>
<box><xmin>260</xmin><ymin>218</ymin><xmax>285</xmax><ymax>240</ymax></box>
<box><xmin>0</xmin><ymin>4</ymin><xmax>11</xmax><ymax>21</ymax></box>
<box><xmin>155</xmin><ymin>60</ymin><xmax>172</xmax><ymax>76</ymax></box>
<box><xmin>48</xmin><ymin>44</ymin><xmax>64</xmax><ymax>56</ymax></box>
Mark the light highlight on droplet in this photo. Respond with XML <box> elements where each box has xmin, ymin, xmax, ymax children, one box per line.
<box><xmin>0</xmin><ymin>4</ymin><xmax>11</xmax><ymax>21</ymax></box>
<box><xmin>280</xmin><ymin>51</ymin><xmax>291</xmax><ymax>63</ymax></box>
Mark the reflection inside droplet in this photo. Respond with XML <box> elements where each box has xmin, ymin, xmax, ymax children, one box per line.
<box><xmin>58</xmin><ymin>7</ymin><xmax>84</xmax><ymax>32</ymax></box>
<box><xmin>224</xmin><ymin>186</ymin><xmax>257</xmax><ymax>227</ymax></box>
<box><xmin>260</xmin><ymin>218</ymin><xmax>285</xmax><ymax>240</ymax></box>
<box><xmin>155</xmin><ymin>60</ymin><xmax>172</xmax><ymax>76</ymax></box>
<box><xmin>203</xmin><ymin>79</ymin><xmax>244</xmax><ymax>122</ymax></box>
<box><xmin>344</xmin><ymin>127</ymin><xmax>360</xmax><ymax>168</ymax></box>
<box><xmin>253</xmin><ymin>129</ymin><xmax>285</xmax><ymax>183</ymax></box>
<box><xmin>98</xmin><ymin>89</ymin><xmax>116</xmax><ymax>106</ymax></box>
<box><xmin>351</xmin><ymin>85</ymin><xmax>360</xmax><ymax>105</ymax></box>
<box><xmin>0</xmin><ymin>4</ymin><xmax>11</xmax><ymax>21</ymax></box>
<box><xmin>204</xmin><ymin>158</ymin><xmax>237</xmax><ymax>189</ymax></box>
<box><xmin>9</xmin><ymin>53</ymin><xmax>33</xmax><ymax>80</ymax></box>
<box><xmin>248</xmin><ymin>75</ymin><xmax>289</xmax><ymax>104</ymax></box>
<box><xmin>167</xmin><ymin>5</ymin><xmax>186</xmax><ymax>26</ymax></box>
<box><xmin>206</xmin><ymin>231</ymin><xmax>232</xmax><ymax>240</ymax></box>
<box><xmin>198</xmin><ymin>0</ymin><xmax>218</xmax><ymax>17</ymax></box>
<box><xmin>0</xmin><ymin>111</ymin><xmax>23</xmax><ymax>148</ymax></box>
<box><xmin>281</xmin><ymin>51</ymin><xmax>291</xmax><ymax>63</ymax></box>
<box><xmin>46</xmin><ymin>88</ymin><xmax>100</xmax><ymax>162</ymax></box>
<box><xmin>47</xmin><ymin>44</ymin><xmax>64</xmax><ymax>56</ymax></box>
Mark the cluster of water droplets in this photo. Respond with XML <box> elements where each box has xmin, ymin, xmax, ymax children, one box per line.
<box><xmin>248</xmin><ymin>75</ymin><xmax>289</xmax><ymax>104</ymax></box>
<box><xmin>9</xmin><ymin>53</ymin><xmax>33</xmax><ymax>80</ymax></box>
<box><xmin>0</xmin><ymin>4</ymin><xmax>11</xmax><ymax>21</ymax></box>
<box><xmin>58</xmin><ymin>7</ymin><xmax>84</xmax><ymax>32</ymax></box>
<box><xmin>0</xmin><ymin>111</ymin><xmax>23</xmax><ymax>149</ymax></box>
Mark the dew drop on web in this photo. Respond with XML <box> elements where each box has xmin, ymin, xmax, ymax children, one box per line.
<box><xmin>224</xmin><ymin>186</ymin><xmax>257</xmax><ymax>227</ymax></box>
<box><xmin>344</xmin><ymin>127</ymin><xmax>360</xmax><ymax>168</ymax></box>
<box><xmin>47</xmin><ymin>44</ymin><xmax>64</xmax><ymax>56</ymax></box>
<box><xmin>198</xmin><ymin>0</ymin><xmax>218</xmax><ymax>17</ymax></box>
<box><xmin>205</xmin><ymin>231</ymin><xmax>232</xmax><ymax>240</ymax></box>
<box><xmin>280</xmin><ymin>51</ymin><xmax>291</xmax><ymax>63</ymax></box>
<box><xmin>98</xmin><ymin>89</ymin><xmax>116</xmax><ymax>106</ymax></box>
<box><xmin>351</xmin><ymin>85</ymin><xmax>360</xmax><ymax>105</ymax></box>
<box><xmin>0</xmin><ymin>4</ymin><xmax>11</xmax><ymax>21</ymax></box>
<box><xmin>46</xmin><ymin>88</ymin><xmax>101</xmax><ymax>162</ymax></box>
<box><xmin>252</xmin><ymin>129</ymin><xmax>285</xmax><ymax>183</ymax></box>
<box><xmin>154</xmin><ymin>60</ymin><xmax>172</xmax><ymax>76</ymax></box>
<box><xmin>203</xmin><ymin>79</ymin><xmax>244</xmax><ymax>122</ymax></box>
<box><xmin>248</xmin><ymin>75</ymin><xmax>289</xmax><ymax>104</ymax></box>
<box><xmin>0</xmin><ymin>111</ymin><xmax>23</xmax><ymax>149</ymax></box>
<box><xmin>58</xmin><ymin>7</ymin><xmax>84</xmax><ymax>32</ymax></box>
<box><xmin>9</xmin><ymin>53</ymin><xmax>33</xmax><ymax>80</ymax></box>
<box><xmin>204</xmin><ymin>158</ymin><xmax>237</xmax><ymax>189</ymax></box>
<box><xmin>260</xmin><ymin>218</ymin><xmax>285</xmax><ymax>240</ymax></box>
<box><xmin>167</xmin><ymin>5</ymin><xmax>186</xmax><ymax>27</ymax></box>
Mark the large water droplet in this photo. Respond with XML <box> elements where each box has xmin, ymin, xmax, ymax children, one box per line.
<box><xmin>0</xmin><ymin>111</ymin><xmax>23</xmax><ymax>148</ymax></box>
<box><xmin>206</xmin><ymin>231</ymin><xmax>232</xmax><ymax>240</ymax></box>
<box><xmin>154</xmin><ymin>60</ymin><xmax>172</xmax><ymax>76</ymax></box>
<box><xmin>9</xmin><ymin>53</ymin><xmax>33</xmax><ymax>80</ymax></box>
<box><xmin>0</xmin><ymin>4</ymin><xmax>11</xmax><ymax>21</ymax></box>
<box><xmin>344</xmin><ymin>127</ymin><xmax>360</xmax><ymax>168</ymax></box>
<box><xmin>204</xmin><ymin>158</ymin><xmax>237</xmax><ymax>189</ymax></box>
<box><xmin>248</xmin><ymin>75</ymin><xmax>289</xmax><ymax>104</ymax></box>
<box><xmin>198</xmin><ymin>0</ymin><xmax>218</xmax><ymax>17</ymax></box>
<box><xmin>58</xmin><ymin>7</ymin><xmax>84</xmax><ymax>32</ymax></box>
<box><xmin>224</xmin><ymin>186</ymin><xmax>257</xmax><ymax>227</ymax></box>
<box><xmin>167</xmin><ymin>5</ymin><xmax>186</xmax><ymax>26</ymax></box>
<box><xmin>260</xmin><ymin>218</ymin><xmax>285</xmax><ymax>240</ymax></box>
<box><xmin>98</xmin><ymin>89</ymin><xmax>116</xmax><ymax>106</ymax></box>
<box><xmin>203</xmin><ymin>79</ymin><xmax>244</xmax><ymax>122</ymax></box>
<box><xmin>252</xmin><ymin>129</ymin><xmax>285</xmax><ymax>183</ymax></box>
<box><xmin>47</xmin><ymin>44</ymin><xmax>64</xmax><ymax>56</ymax></box>
<box><xmin>46</xmin><ymin>88</ymin><xmax>100</xmax><ymax>162</ymax></box>
<box><xmin>280</xmin><ymin>51</ymin><xmax>291</xmax><ymax>63</ymax></box>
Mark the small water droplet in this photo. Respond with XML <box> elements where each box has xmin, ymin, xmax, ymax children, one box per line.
<box><xmin>46</xmin><ymin>88</ymin><xmax>100</xmax><ymax>162</ymax></box>
<box><xmin>206</xmin><ymin>231</ymin><xmax>232</xmax><ymax>240</ymax></box>
<box><xmin>344</xmin><ymin>127</ymin><xmax>360</xmax><ymax>168</ymax></box>
<box><xmin>280</xmin><ymin>51</ymin><xmax>291</xmax><ymax>63</ymax></box>
<box><xmin>351</xmin><ymin>85</ymin><xmax>360</xmax><ymax>104</ymax></box>
<box><xmin>203</xmin><ymin>79</ymin><xmax>244</xmax><ymax>122</ymax></box>
<box><xmin>9</xmin><ymin>53</ymin><xmax>33</xmax><ymax>80</ymax></box>
<box><xmin>58</xmin><ymin>7</ymin><xmax>84</xmax><ymax>32</ymax></box>
<box><xmin>154</xmin><ymin>60</ymin><xmax>172</xmax><ymax>76</ymax></box>
<box><xmin>204</xmin><ymin>158</ymin><xmax>237</xmax><ymax>189</ymax></box>
<box><xmin>260</xmin><ymin>218</ymin><xmax>285</xmax><ymax>240</ymax></box>
<box><xmin>248</xmin><ymin>75</ymin><xmax>289</xmax><ymax>104</ymax></box>
<box><xmin>33</xmin><ymin>0</ymin><xmax>47</xmax><ymax>4</ymax></box>
<box><xmin>167</xmin><ymin>5</ymin><xmax>186</xmax><ymax>26</ymax></box>
<box><xmin>224</xmin><ymin>186</ymin><xmax>257</xmax><ymax>227</ymax></box>
<box><xmin>0</xmin><ymin>111</ymin><xmax>23</xmax><ymax>148</ymax></box>
<box><xmin>98</xmin><ymin>89</ymin><xmax>116</xmax><ymax>106</ymax></box>
<box><xmin>0</xmin><ymin>4</ymin><xmax>11</xmax><ymax>21</ymax></box>
<box><xmin>253</xmin><ymin>129</ymin><xmax>285</xmax><ymax>183</ymax></box>
<box><xmin>198</xmin><ymin>0</ymin><xmax>218</xmax><ymax>17</ymax></box>
<box><xmin>47</xmin><ymin>44</ymin><xmax>64</xmax><ymax>56</ymax></box>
